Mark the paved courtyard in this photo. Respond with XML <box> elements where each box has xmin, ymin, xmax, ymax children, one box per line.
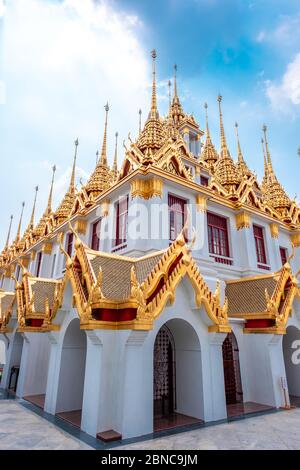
<box><xmin>1</xmin><ymin>400</ymin><xmax>300</xmax><ymax>450</ymax></box>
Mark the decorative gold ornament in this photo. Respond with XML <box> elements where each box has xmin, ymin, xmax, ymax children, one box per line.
<box><xmin>131</xmin><ymin>178</ymin><xmax>163</xmax><ymax>200</ymax></box>
<box><xmin>196</xmin><ymin>195</ymin><xmax>207</xmax><ymax>212</ymax></box>
<box><xmin>42</xmin><ymin>242</ymin><xmax>53</xmax><ymax>255</ymax></box>
<box><xmin>269</xmin><ymin>223</ymin><xmax>279</xmax><ymax>239</ymax></box>
<box><xmin>291</xmin><ymin>233</ymin><xmax>300</xmax><ymax>247</ymax></box>
<box><xmin>74</xmin><ymin>219</ymin><xmax>87</xmax><ymax>235</ymax></box>
<box><xmin>235</xmin><ymin>211</ymin><xmax>251</xmax><ymax>230</ymax></box>
<box><xmin>101</xmin><ymin>199</ymin><xmax>110</xmax><ymax>217</ymax></box>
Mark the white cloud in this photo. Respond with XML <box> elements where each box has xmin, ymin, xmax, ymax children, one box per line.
<box><xmin>1</xmin><ymin>0</ymin><xmax>154</xmax><ymax>242</ymax></box>
<box><xmin>256</xmin><ymin>31</ymin><xmax>265</xmax><ymax>43</ymax></box>
<box><xmin>266</xmin><ymin>53</ymin><xmax>300</xmax><ymax>113</ymax></box>
<box><xmin>0</xmin><ymin>0</ymin><xmax>6</xmax><ymax>17</ymax></box>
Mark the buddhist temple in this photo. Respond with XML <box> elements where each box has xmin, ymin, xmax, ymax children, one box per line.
<box><xmin>1</xmin><ymin>51</ymin><xmax>300</xmax><ymax>441</ymax></box>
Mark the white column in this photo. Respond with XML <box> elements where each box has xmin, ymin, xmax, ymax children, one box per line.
<box><xmin>44</xmin><ymin>331</ymin><xmax>62</xmax><ymax>414</ymax></box>
<box><xmin>202</xmin><ymin>333</ymin><xmax>227</xmax><ymax>422</ymax></box>
<box><xmin>120</xmin><ymin>331</ymin><xmax>152</xmax><ymax>439</ymax></box>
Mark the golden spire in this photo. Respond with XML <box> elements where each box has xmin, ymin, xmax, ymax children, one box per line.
<box><xmin>46</xmin><ymin>165</ymin><xmax>56</xmax><ymax>215</ymax></box>
<box><xmin>217</xmin><ymin>94</ymin><xmax>228</xmax><ymax>155</ymax></box>
<box><xmin>150</xmin><ymin>50</ymin><xmax>158</xmax><ymax>119</ymax></box>
<box><xmin>100</xmin><ymin>103</ymin><xmax>109</xmax><ymax>166</ymax></box>
<box><xmin>215</xmin><ymin>95</ymin><xmax>241</xmax><ymax>191</ymax></box>
<box><xmin>69</xmin><ymin>138</ymin><xmax>79</xmax><ymax>193</ymax></box>
<box><xmin>235</xmin><ymin>122</ymin><xmax>251</xmax><ymax>176</ymax></box>
<box><xmin>96</xmin><ymin>150</ymin><xmax>99</xmax><ymax>165</ymax></box>
<box><xmin>173</xmin><ymin>64</ymin><xmax>178</xmax><ymax>99</ymax></box>
<box><xmin>14</xmin><ymin>201</ymin><xmax>25</xmax><ymax>244</ymax></box>
<box><xmin>261</xmin><ymin>125</ymin><xmax>291</xmax><ymax>213</ymax></box>
<box><xmin>4</xmin><ymin>215</ymin><xmax>13</xmax><ymax>251</ymax></box>
<box><xmin>54</xmin><ymin>139</ymin><xmax>79</xmax><ymax>224</ymax></box>
<box><xmin>170</xmin><ymin>63</ymin><xmax>185</xmax><ymax>127</ymax></box>
<box><xmin>86</xmin><ymin>104</ymin><xmax>113</xmax><ymax>197</ymax></box>
<box><xmin>138</xmin><ymin>109</ymin><xmax>142</xmax><ymax>134</ymax></box>
<box><xmin>28</xmin><ymin>185</ymin><xmax>39</xmax><ymax>230</ymax></box>
<box><xmin>112</xmin><ymin>131</ymin><xmax>118</xmax><ymax>180</ymax></box>
<box><xmin>261</xmin><ymin>137</ymin><xmax>268</xmax><ymax>178</ymax></box>
<box><xmin>200</xmin><ymin>103</ymin><xmax>218</xmax><ymax>169</ymax></box>
<box><xmin>136</xmin><ymin>50</ymin><xmax>166</xmax><ymax>157</ymax></box>
<box><xmin>168</xmin><ymin>79</ymin><xmax>171</xmax><ymax>108</ymax></box>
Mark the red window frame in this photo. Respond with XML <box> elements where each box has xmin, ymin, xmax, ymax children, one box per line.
<box><xmin>207</xmin><ymin>212</ymin><xmax>230</xmax><ymax>258</ymax></box>
<box><xmin>253</xmin><ymin>225</ymin><xmax>267</xmax><ymax>265</ymax></box>
<box><xmin>36</xmin><ymin>251</ymin><xmax>43</xmax><ymax>277</ymax></box>
<box><xmin>115</xmin><ymin>195</ymin><xmax>128</xmax><ymax>246</ymax></box>
<box><xmin>280</xmin><ymin>246</ymin><xmax>288</xmax><ymax>265</ymax></box>
<box><xmin>66</xmin><ymin>232</ymin><xmax>74</xmax><ymax>257</ymax></box>
<box><xmin>168</xmin><ymin>194</ymin><xmax>186</xmax><ymax>242</ymax></box>
<box><xmin>200</xmin><ymin>175</ymin><xmax>209</xmax><ymax>187</ymax></box>
<box><xmin>91</xmin><ymin>219</ymin><xmax>101</xmax><ymax>251</ymax></box>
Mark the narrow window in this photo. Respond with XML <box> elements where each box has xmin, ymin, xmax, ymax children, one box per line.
<box><xmin>36</xmin><ymin>251</ymin><xmax>43</xmax><ymax>277</ymax></box>
<box><xmin>168</xmin><ymin>194</ymin><xmax>186</xmax><ymax>242</ymax></box>
<box><xmin>207</xmin><ymin>212</ymin><xmax>230</xmax><ymax>258</ymax></box>
<box><xmin>200</xmin><ymin>175</ymin><xmax>209</xmax><ymax>187</ymax></box>
<box><xmin>253</xmin><ymin>225</ymin><xmax>267</xmax><ymax>265</ymax></box>
<box><xmin>115</xmin><ymin>195</ymin><xmax>128</xmax><ymax>246</ymax></box>
<box><xmin>280</xmin><ymin>246</ymin><xmax>288</xmax><ymax>265</ymax></box>
<box><xmin>91</xmin><ymin>219</ymin><xmax>101</xmax><ymax>251</ymax></box>
<box><xmin>66</xmin><ymin>232</ymin><xmax>74</xmax><ymax>257</ymax></box>
<box><xmin>51</xmin><ymin>254</ymin><xmax>56</xmax><ymax>278</ymax></box>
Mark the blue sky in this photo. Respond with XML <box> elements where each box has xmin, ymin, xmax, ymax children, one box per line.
<box><xmin>0</xmin><ymin>0</ymin><xmax>300</xmax><ymax>247</ymax></box>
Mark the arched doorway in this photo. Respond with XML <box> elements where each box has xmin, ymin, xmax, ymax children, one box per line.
<box><xmin>222</xmin><ymin>332</ymin><xmax>243</xmax><ymax>406</ymax></box>
<box><xmin>55</xmin><ymin>318</ymin><xmax>87</xmax><ymax>428</ymax></box>
<box><xmin>153</xmin><ymin>325</ymin><xmax>176</xmax><ymax>418</ymax></box>
<box><xmin>153</xmin><ymin>319</ymin><xmax>204</xmax><ymax>431</ymax></box>
<box><xmin>283</xmin><ymin>325</ymin><xmax>300</xmax><ymax>407</ymax></box>
<box><xmin>7</xmin><ymin>333</ymin><xmax>24</xmax><ymax>393</ymax></box>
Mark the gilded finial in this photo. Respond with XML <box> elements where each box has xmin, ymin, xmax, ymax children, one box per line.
<box><xmin>15</xmin><ymin>201</ymin><xmax>25</xmax><ymax>243</ymax></box>
<box><xmin>217</xmin><ymin>94</ymin><xmax>228</xmax><ymax>154</ymax></box>
<box><xmin>262</xmin><ymin>124</ymin><xmax>273</xmax><ymax>169</ymax></box>
<box><xmin>112</xmin><ymin>131</ymin><xmax>118</xmax><ymax>180</ymax></box>
<box><xmin>298</xmin><ymin>148</ymin><xmax>300</xmax><ymax>157</ymax></box>
<box><xmin>96</xmin><ymin>150</ymin><xmax>99</xmax><ymax>165</ymax></box>
<box><xmin>100</xmin><ymin>103</ymin><xmax>109</xmax><ymax>166</ymax></box>
<box><xmin>173</xmin><ymin>64</ymin><xmax>178</xmax><ymax>99</ymax></box>
<box><xmin>4</xmin><ymin>214</ymin><xmax>13</xmax><ymax>251</ymax></box>
<box><xmin>168</xmin><ymin>79</ymin><xmax>172</xmax><ymax>108</ymax></box>
<box><xmin>234</xmin><ymin>122</ymin><xmax>244</xmax><ymax>164</ymax></box>
<box><xmin>138</xmin><ymin>109</ymin><xmax>142</xmax><ymax>134</ymax></box>
<box><xmin>204</xmin><ymin>102</ymin><xmax>210</xmax><ymax>137</ymax></box>
<box><xmin>28</xmin><ymin>185</ymin><xmax>39</xmax><ymax>230</ymax></box>
<box><xmin>70</xmin><ymin>138</ymin><xmax>79</xmax><ymax>193</ymax></box>
<box><xmin>261</xmin><ymin>137</ymin><xmax>268</xmax><ymax>178</ymax></box>
<box><xmin>47</xmin><ymin>165</ymin><xmax>56</xmax><ymax>214</ymax></box>
<box><xmin>150</xmin><ymin>49</ymin><xmax>158</xmax><ymax>119</ymax></box>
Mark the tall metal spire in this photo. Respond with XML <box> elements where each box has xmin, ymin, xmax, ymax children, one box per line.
<box><xmin>173</xmin><ymin>64</ymin><xmax>178</xmax><ymax>99</ymax></box>
<box><xmin>4</xmin><ymin>215</ymin><xmax>13</xmax><ymax>251</ymax></box>
<box><xmin>262</xmin><ymin>124</ymin><xmax>273</xmax><ymax>171</ymax></box>
<box><xmin>100</xmin><ymin>103</ymin><xmax>109</xmax><ymax>166</ymax></box>
<box><xmin>150</xmin><ymin>49</ymin><xmax>158</xmax><ymax>119</ymax></box>
<box><xmin>15</xmin><ymin>202</ymin><xmax>25</xmax><ymax>243</ymax></box>
<box><xmin>47</xmin><ymin>165</ymin><xmax>56</xmax><ymax>214</ymax></box>
<box><xmin>168</xmin><ymin>79</ymin><xmax>172</xmax><ymax>108</ymax></box>
<box><xmin>217</xmin><ymin>94</ymin><xmax>228</xmax><ymax>155</ymax></box>
<box><xmin>138</xmin><ymin>109</ymin><xmax>142</xmax><ymax>134</ymax></box>
<box><xmin>69</xmin><ymin>138</ymin><xmax>79</xmax><ymax>193</ymax></box>
<box><xmin>235</xmin><ymin>122</ymin><xmax>244</xmax><ymax>164</ymax></box>
<box><xmin>29</xmin><ymin>185</ymin><xmax>39</xmax><ymax>230</ymax></box>
<box><xmin>204</xmin><ymin>102</ymin><xmax>211</xmax><ymax>138</ymax></box>
<box><xmin>261</xmin><ymin>136</ymin><xmax>268</xmax><ymax>178</ymax></box>
<box><xmin>112</xmin><ymin>131</ymin><xmax>118</xmax><ymax>180</ymax></box>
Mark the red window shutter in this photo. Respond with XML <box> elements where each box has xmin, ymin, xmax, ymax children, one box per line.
<box><xmin>91</xmin><ymin>219</ymin><xmax>101</xmax><ymax>251</ymax></box>
<box><xmin>207</xmin><ymin>212</ymin><xmax>230</xmax><ymax>257</ymax></box>
<box><xmin>253</xmin><ymin>225</ymin><xmax>267</xmax><ymax>265</ymax></box>
<box><xmin>168</xmin><ymin>194</ymin><xmax>186</xmax><ymax>241</ymax></box>
<box><xmin>115</xmin><ymin>195</ymin><xmax>128</xmax><ymax>246</ymax></box>
<box><xmin>200</xmin><ymin>176</ymin><xmax>209</xmax><ymax>187</ymax></box>
<box><xmin>280</xmin><ymin>247</ymin><xmax>287</xmax><ymax>265</ymax></box>
<box><xmin>66</xmin><ymin>232</ymin><xmax>74</xmax><ymax>257</ymax></box>
<box><xmin>36</xmin><ymin>251</ymin><xmax>43</xmax><ymax>277</ymax></box>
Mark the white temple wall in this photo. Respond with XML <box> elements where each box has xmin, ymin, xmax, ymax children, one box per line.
<box><xmin>16</xmin><ymin>332</ymin><xmax>51</xmax><ymax>397</ymax></box>
<box><xmin>283</xmin><ymin>303</ymin><xmax>300</xmax><ymax>397</ymax></box>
